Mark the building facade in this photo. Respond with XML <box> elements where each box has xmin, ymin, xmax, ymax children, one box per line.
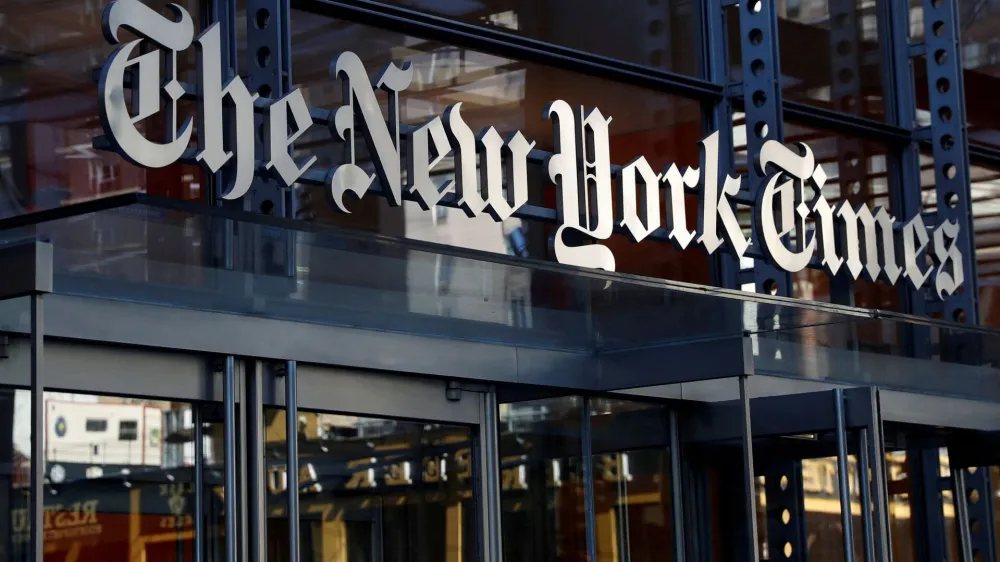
<box><xmin>1</xmin><ymin>0</ymin><xmax>1000</xmax><ymax>561</ymax></box>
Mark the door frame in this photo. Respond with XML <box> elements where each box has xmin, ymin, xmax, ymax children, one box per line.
<box><xmin>238</xmin><ymin>359</ymin><xmax>503</xmax><ymax>562</ymax></box>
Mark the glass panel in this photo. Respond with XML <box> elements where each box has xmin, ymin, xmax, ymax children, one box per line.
<box><xmin>755</xmin><ymin>458</ymin><xmax>866</xmax><ymax>562</ymax></box>
<box><xmin>945</xmin><ymin>0</ymin><xmax>1000</xmax><ymax>147</ymax></box>
<box><xmin>968</xmin><ymin>162</ymin><xmax>1000</xmax><ymax>327</ymax></box>
<box><xmin>265</xmin><ymin>409</ymin><xmax>477</xmax><ymax>562</ymax></box>
<box><xmin>0</xmin><ymin>0</ymin><xmax>205</xmax><ymax>220</ymax></box>
<box><xmin>4</xmin><ymin>197</ymin><xmax>1000</xmax><ymax>398</ymax></box>
<box><xmin>750</xmin><ymin>313</ymin><xmax>1000</xmax><ymax>402</ymax></box>
<box><xmin>0</xmin><ymin>390</ymin><xmax>219</xmax><ymax>562</ymax></box>
<box><xmin>777</xmin><ymin>0</ymin><xmax>886</xmax><ymax>121</ymax></box>
<box><xmin>781</xmin><ymin>122</ymin><xmax>895</xmax><ymax>309</ymax></box>
<box><xmin>289</xmin><ymin>14</ymin><xmax>710</xmax><ymax>284</ymax></box>
<box><xmin>499</xmin><ymin>396</ymin><xmax>585</xmax><ymax>562</ymax></box>
<box><xmin>885</xmin><ymin>449</ymin><xmax>961</xmax><ymax>562</ymax></box>
<box><xmin>729</xmin><ymin>117</ymin><xmax>895</xmax><ymax>308</ymax></box>
<box><xmin>589</xmin><ymin>399</ymin><xmax>674</xmax><ymax>562</ymax></box>
<box><xmin>331</xmin><ymin>0</ymin><xmax>702</xmax><ymax>77</ymax></box>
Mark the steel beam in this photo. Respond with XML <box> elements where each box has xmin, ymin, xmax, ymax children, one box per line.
<box><xmin>858</xmin><ymin>430</ymin><xmax>875</xmax><ymax>562</ymax></box>
<box><xmin>670</xmin><ymin>410</ymin><xmax>687</xmax><ymax>562</ymax></box>
<box><xmin>581</xmin><ymin>399</ymin><xmax>598</xmax><ymax>562</ymax></box>
<box><xmin>736</xmin><ymin>0</ymin><xmax>791</xmax><ymax>297</ymax></box>
<box><xmin>739</xmin><ymin>376</ymin><xmax>761</xmax><ymax>562</ymax></box>
<box><xmin>222</xmin><ymin>356</ymin><xmax>238</xmax><ymax>562</ymax></box>
<box><xmin>763</xmin><ymin>461</ymin><xmax>808</xmax><ymax>562</ymax></box>
<box><xmin>285</xmin><ymin>360</ymin><xmax>300</xmax><ymax>562</ymax></box>
<box><xmin>910</xmin><ymin>448</ymin><xmax>947</xmax><ymax>562</ymax></box>
<box><xmin>921</xmin><ymin>0</ymin><xmax>978</xmax><ymax>324</ymax></box>
<box><xmin>246</xmin><ymin>361</ymin><xmax>268</xmax><ymax>562</ymax></box>
<box><xmin>0</xmin><ymin>240</ymin><xmax>52</xmax><ymax>562</ymax></box>
<box><xmin>959</xmin><ymin>468</ymin><xmax>998</xmax><ymax>562</ymax></box>
<box><xmin>476</xmin><ymin>388</ymin><xmax>503</xmax><ymax>562</ymax></box>
<box><xmin>194</xmin><ymin>404</ymin><xmax>205</xmax><ymax>562</ymax></box>
<box><xmin>28</xmin><ymin>293</ymin><xmax>43</xmax><ymax>562</ymax></box>
<box><xmin>835</xmin><ymin>389</ymin><xmax>857</xmax><ymax>562</ymax></box>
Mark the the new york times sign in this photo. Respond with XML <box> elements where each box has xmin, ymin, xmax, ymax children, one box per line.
<box><xmin>96</xmin><ymin>0</ymin><xmax>965</xmax><ymax>297</ymax></box>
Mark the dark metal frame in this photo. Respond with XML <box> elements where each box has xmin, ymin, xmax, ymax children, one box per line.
<box><xmin>4</xmin><ymin>0</ymin><xmax>1000</xmax><ymax>559</ymax></box>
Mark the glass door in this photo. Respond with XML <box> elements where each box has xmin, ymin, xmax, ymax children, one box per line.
<box><xmin>261</xmin><ymin>364</ymin><xmax>493</xmax><ymax>562</ymax></box>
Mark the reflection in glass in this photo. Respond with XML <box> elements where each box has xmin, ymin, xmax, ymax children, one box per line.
<box><xmin>910</xmin><ymin>0</ymin><xmax>1000</xmax><ymax>146</ymax></box>
<box><xmin>589</xmin><ymin>399</ymin><xmax>674</xmax><ymax>562</ymax></box>
<box><xmin>350</xmin><ymin>0</ymin><xmax>700</xmax><ymax>77</ymax></box>
<box><xmin>0</xmin><ymin>390</ymin><xmax>215</xmax><ymax>562</ymax></box>
<box><xmin>777</xmin><ymin>0</ymin><xmax>885</xmax><ymax>121</ymax></box>
<box><xmin>961</xmin><ymin>162</ymin><xmax>1000</xmax><ymax>327</ymax></box>
<box><xmin>289</xmin><ymin>13</ymin><xmax>709</xmax><ymax>285</ymax></box>
<box><xmin>0</xmin><ymin>0</ymin><xmax>205</xmax><ymax>220</ymax></box>
<box><xmin>265</xmin><ymin>409</ymin><xmax>476</xmax><ymax>562</ymax></box>
<box><xmin>885</xmin><ymin>450</ymin><xmax>963</xmax><ymax>562</ymax></box>
<box><xmin>730</xmin><ymin>115</ymin><xmax>896</xmax><ymax>309</ymax></box>
<box><xmin>755</xmin><ymin>456</ymin><xmax>865</xmax><ymax>562</ymax></box>
<box><xmin>499</xmin><ymin>397</ymin><xmax>586</xmax><ymax>562</ymax></box>
<box><xmin>784</xmin><ymin>121</ymin><xmax>894</xmax><ymax>310</ymax></box>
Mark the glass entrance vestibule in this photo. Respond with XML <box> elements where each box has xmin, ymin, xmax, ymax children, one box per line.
<box><xmin>1</xmin><ymin>197</ymin><xmax>1000</xmax><ymax>562</ymax></box>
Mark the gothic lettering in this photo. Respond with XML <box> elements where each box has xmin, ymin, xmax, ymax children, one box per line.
<box><xmin>546</xmin><ymin>100</ymin><xmax>616</xmax><ymax>272</ymax></box>
<box><xmin>265</xmin><ymin>89</ymin><xmax>317</xmax><ymax>186</ymax></box>
<box><xmin>933</xmin><ymin>220</ymin><xmax>965</xmax><ymax>299</ymax></box>
<box><xmin>195</xmin><ymin>24</ymin><xmax>257</xmax><ymax>199</ymax></box>
<box><xmin>615</xmin><ymin>156</ymin><xmax>662</xmax><ymax>243</ymax></box>
<box><xmin>94</xmin><ymin>7</ymin><xmax>967</xmax><ymax>297</ymax></box>
<box><xmin>700</xmin><ymin>132</ymin><xmax>750</xmax><ymax>258</ymax></box>
<box><xmin>98</xmin><ymin>0</ymin><xmax>193</xmax><ymax>169</ymax></box>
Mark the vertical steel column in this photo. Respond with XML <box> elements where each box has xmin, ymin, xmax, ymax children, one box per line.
<box><xmin>858</xmin><ymin>430</ymin><xmax>875</xmax><ymax>562</ymax></box>
<box><xmin>669</xmin><ymin>410</ymin><xmax>687</xmax><ymax>562</ymax></box>
<box><xmin>910</xmin><ymin>448</ymin><xmax>947</xmax><ymax>562</ymax></box>
<box><xmin>580</xmin><ymin>399</ymin><xmax>598</xmax><ymax>562</ymax></box>
<box><xmin>702</xmin><ymin>0</ymin><xmax>740</xmax><ymax>289</ymax></box>
<box><xmin>285</xmin><ymin>360</ymin><xmax>300</xmax><ymax>562</ymax></box>
<box><xmin>29</xmin><ymin>293</ymin><xmax>43</xmax><ymax>562</ymax></box>
<box><xmin>878</xmin><ymin>0</ymin><xmax>928</xmax><ymax>320</ymax></box>
<box><xmin>206</xmin><ymin>0</ymin><xmax>239</xmax><ymax>208</ymax></box>
<box><xmin>237</xmin><ymin>363</ymin><xmax>248</xmax><ymax>562</ymax></box>
<box><xmin>245</xmin><ymin>0</ymin><xmax>294</xmax><ymax>217</ymax></box>
<box><xmin>194</xmin><ymin>404</ymin><xmax>205</xmax><ymax>562</ymax></box>
<box><xmin>835</xmin><ymin>389</ymin><xmax>857</xmax><ymax>562</ymax></box>
<box><xmin>763</xmin><ymin>461</ymin><xmax>808</xmax><ymax>562</ymax></box>
<box><xmin>736</xmin><ymin>0</ymin><xmax>792</xmax><ymax>297</ymax></box>
<box><xmin>827</xmin><ymin>0</ymin><xmax>865</xmax><ymax>306</ymax></box>
<box><xmin>222</xmin><ymin>356</ymin><xmax>237</xmax><ymax>562</ymax></box>
<box><xmin>859</xmin><ymin>389</ymin><xmax>891</xmax><ymax>562</ymax></box>
<box><xmin>739</xmin><ymin>377</ymin><xmax>761</xmax><ymax>562</ymax></box>
<box><xmin>476</xmin><ymin>388</ymin><xmax>503</xmax><ymax>562</ymax></box>
<box><xmin>246</xmin><ymin>362</ymin><xmax>267</xmax><ymax>562</ymax></box>
<box><xmin>955</xmin><ymin>467</ymin><xmax>998</xmax><ymax>562</ymax></box>
<box><xmin>921</xmin><ymin>0</ymin><xmax>978</xmax><ymax>325</ymax></box>
<box><xmin>953</xmin><ymin>468</ymin><xmax>975</xmax><ymax>562</ymax></box>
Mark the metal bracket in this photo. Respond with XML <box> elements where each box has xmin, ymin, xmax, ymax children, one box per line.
<box><xmin>446</xmin><ymin>380</ymin><xmax>462</xmax><ymax>401</ymax></box>
<box><xmin>0</xmin><ymin>240</ymin><xmax>53</xmax><ymax>300</ymax></box>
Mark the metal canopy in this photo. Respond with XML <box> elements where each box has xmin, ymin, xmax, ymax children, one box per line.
<box><xmin>0</xmin><ymin>194</ymin><xmax>998</xmax><ymax>404</ymax></box>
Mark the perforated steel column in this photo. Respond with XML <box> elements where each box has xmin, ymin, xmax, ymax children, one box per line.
<box><xmin>764</xmin><ymin>462</ymin><xmax>808</xmax><ymax>562</ymax></box>
<box><xmin>828</xmin><ymin>0</ymin><xmax>866</xmax><ymax>305</ymax></box>
<box><xmin>244</xmin><ymin>0</ymin><xmax>293</xmax><ymax>218</ymax></box>
<box><xmin>921</xmin><ymin>0</ymin><xmax>978</xmax><ymax>324</ymax></box>
<box><xmin>733</xmin><ymin>0</ymin><xmax>792</xmax><ymax>297</ymax></box>
<box><xmin>959</xmin><ymin>468</ymin><xmax>998</xmax><ymax>562</ymax></box>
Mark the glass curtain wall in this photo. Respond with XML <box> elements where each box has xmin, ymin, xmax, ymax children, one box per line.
<box><xmin>2</xmin><ymin>0</ymin><xmax>993</xmax><ymax>318</ymax></box>
<box><xmin>497</xmin><ymin>396</ymin><xmax>678</xmax><ymax>562</ymax></box>
<box><xmin>0</xmin><ymin>389</ymin><xmax>224</xmax><ymax>562</ymax></box>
